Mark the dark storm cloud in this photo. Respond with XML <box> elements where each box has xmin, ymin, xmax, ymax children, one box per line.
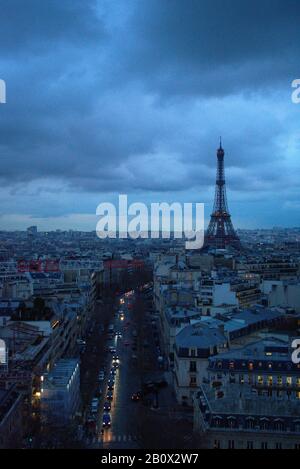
<box><xmin>0</xmin><ymin>0</ymin><xmax>299</xmax><ymax>227</ymax></box>
<box><xmin>121</xmin><ymin>0</ymin><xmax>300</xmax><ymax>97</ymax></box>
<box><xmin>0</xmin><ymin>0</ymin><xmax>104</xmax><ymax>55</ymax></box>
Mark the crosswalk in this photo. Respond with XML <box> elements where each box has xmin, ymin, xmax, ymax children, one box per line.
<box><xmin>88</xmin><ymin>433</ymin><xmax>141</xmax><ymax>449</ymax></box>
<box><xmin>87</xmin><ymin>434</ymin><xmax>140</xmax><ymax>448</ymax></box>
<box><xmin>100</xmin><ymin>434</ymin><xmax>139</xmax><ymax>443</ymax></box>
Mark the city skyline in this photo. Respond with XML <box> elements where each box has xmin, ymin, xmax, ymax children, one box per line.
<box><xmin>0</xmin><ymin>0</ymin><xmax>300</xmax><ymax>231</ymax></box>
<box><xmin>1</xmin><ymin>1</ymin><xmax>300</xmax><ymax>455</ymax></box>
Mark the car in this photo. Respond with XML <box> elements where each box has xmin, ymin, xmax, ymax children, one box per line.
<box><xmin>91</xmin><ymin>398</ymin><xmax>99</xmax><ymax>414</ymax></box>
<box><xmin>112</xmin><ymin>361</ymin><xmax>119</xmax><ymax>369</ymax></box>
<box><xmin>154</xmin><ymin>379</ymin><xmax>168</xmax><ymax>389</ymax></box>
<box><xmin>112</xmin><ymin>355</ymin><xmax>119</xmax><ymax>363</ymax></box>
<box><xmin>107</xmin><ymin>382</ymin><xmax>114</xmax><ymax>391</ymax></box>
<box><xmin>131</xmin><ymin>392</ymin><xmax>142</xmax><ymax>402</ymax></box>
<box><xmin>109</xmin><ymin>347</ymin><xmax>116</xmax><ymax>354</ymax></box>
<box><xmin>142</xmin><ymin>382</ymin><xmax>156</xmax><ymax>394</ymax></box>
<box><xmin>77</xmin><ymin>339</ymin><xmax>86</xmax><ymax>345</ymax></box>
<box><xmin>98</xmin><ymin>371</ymin><xmax>105</xmax><ymax>381</ymax></box>
<box><xmin>106</xmin><ymin>391</ymin><xmax>114</xmax><ymax>401</ymax></box>
<box><xmin>110</xmin><ymin>368</ymin><xmax>116</xmax><ymax>376</ymax></box>
<box><xmin>102</xmin><ymin>413</ymin><xmax>111</xmax><ymax>428</ymax></box>
<box><xmin>103</xmin><ymin>401</ymin><xmax>111</xmax><ymax>412</ymax></box>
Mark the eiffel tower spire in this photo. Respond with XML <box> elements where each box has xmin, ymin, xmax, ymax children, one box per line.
<box><xmin>205</xmin><ymin>141</ymin><xmax>241</xmax><ymax>249</ymax></box>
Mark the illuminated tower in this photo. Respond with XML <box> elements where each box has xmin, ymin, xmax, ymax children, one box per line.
<box><xmin>205</xmin><ymin>139</ymin><xmax>241</xmax><ymax>249</ymax></box>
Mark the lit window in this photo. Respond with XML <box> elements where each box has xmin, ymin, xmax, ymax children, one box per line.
<box><xmin>268</xmin><ymin>376</ymin><xmax>273</xmax><ymax>386</ymax></box>
<box><xmin>258</xmin><ymin>375</ymin><xmax>263</xmax><ymax>385</ymax></box>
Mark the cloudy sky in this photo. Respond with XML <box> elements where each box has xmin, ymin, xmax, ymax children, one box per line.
<box><xmin>0</xmin><ymin>0</ymin><xmax>299</xmax><ymax>231</ymax></box>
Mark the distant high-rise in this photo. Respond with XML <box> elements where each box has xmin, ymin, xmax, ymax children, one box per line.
<box><xmin>205</xmin><ymin>140</ymin><xmax>241</xmax><ymax>250</ymax></box>
<box><xmin>27</xmin><ymin>226</ymin><xmax>37</xmax><ymax>235</ymax></box>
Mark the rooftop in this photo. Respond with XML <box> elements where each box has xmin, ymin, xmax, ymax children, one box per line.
<box><xmin>198</xmin><ymin>383</ymin><xmax>300</xmax><ymax>418</ymax></box>
<box><xmin>176</xmin><ymin>322</ymin><xmax>227</xmax><ymax>349</ymax></box>
<box><xmin>44</xmin><ymin>359</ymin><xmax>79</xmax><ymax>389</ymax></box>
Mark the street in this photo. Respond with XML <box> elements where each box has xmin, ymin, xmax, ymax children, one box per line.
<box><xmin>83</xmin><ymin>286</ymin><xmax>193</xmax><ymax>450</ymax></box>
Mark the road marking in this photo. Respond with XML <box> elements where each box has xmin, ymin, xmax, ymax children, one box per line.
<box><xmin>103</xmin><ymin>434</ymin><xmax>139</xmax><ymax>443</ymax></box>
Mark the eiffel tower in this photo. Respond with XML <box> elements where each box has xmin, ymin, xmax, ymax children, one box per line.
<box><xmin>205</xmin><ymin>139</ymin><xmax>241</xmax><ymax>249</ymax></box>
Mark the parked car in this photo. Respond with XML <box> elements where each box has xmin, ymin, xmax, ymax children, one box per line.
<box><xmin>154</xmin><ymin>379</ymin><xmax>168</xmax><ymax>389</ymax></box>
<box><xmin>142</xmin><ymin>382</ymin><xmax>156</xmax><ymax>394</ymax></box>
<box><xmin>102</xmin><ymin>413</ymin><xmax>111</xmax><ymax>428</ymax></box>
<box><xmin>91</xmin><ymin>398</ymin><xmax>99</xmax><ymax>414</ymax></box>
<box><xmin>131</xmin><ymin>391</ymin><xmax>142</xmax><ymax>402</ymax></box>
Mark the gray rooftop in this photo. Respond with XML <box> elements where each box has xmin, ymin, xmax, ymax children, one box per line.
<box><xmin>176</xmin><ymin>322</ymin><xmax>227</xmax><ymax>349</ymax></box>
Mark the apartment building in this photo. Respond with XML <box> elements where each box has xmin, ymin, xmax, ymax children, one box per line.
<box><xmin>173</xmin><ymin>323</ymin><xmax>228</xmax><ymax>406</ymax></box>
<box><xmin>194</xmin><ymin>382</ymin><xmax>300</xmax><ymax>449</ymax></box>
<box><xmin>41</xmin><ymin>359</ymin><xmax>80</xmax><ymax>426</ymax></box>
